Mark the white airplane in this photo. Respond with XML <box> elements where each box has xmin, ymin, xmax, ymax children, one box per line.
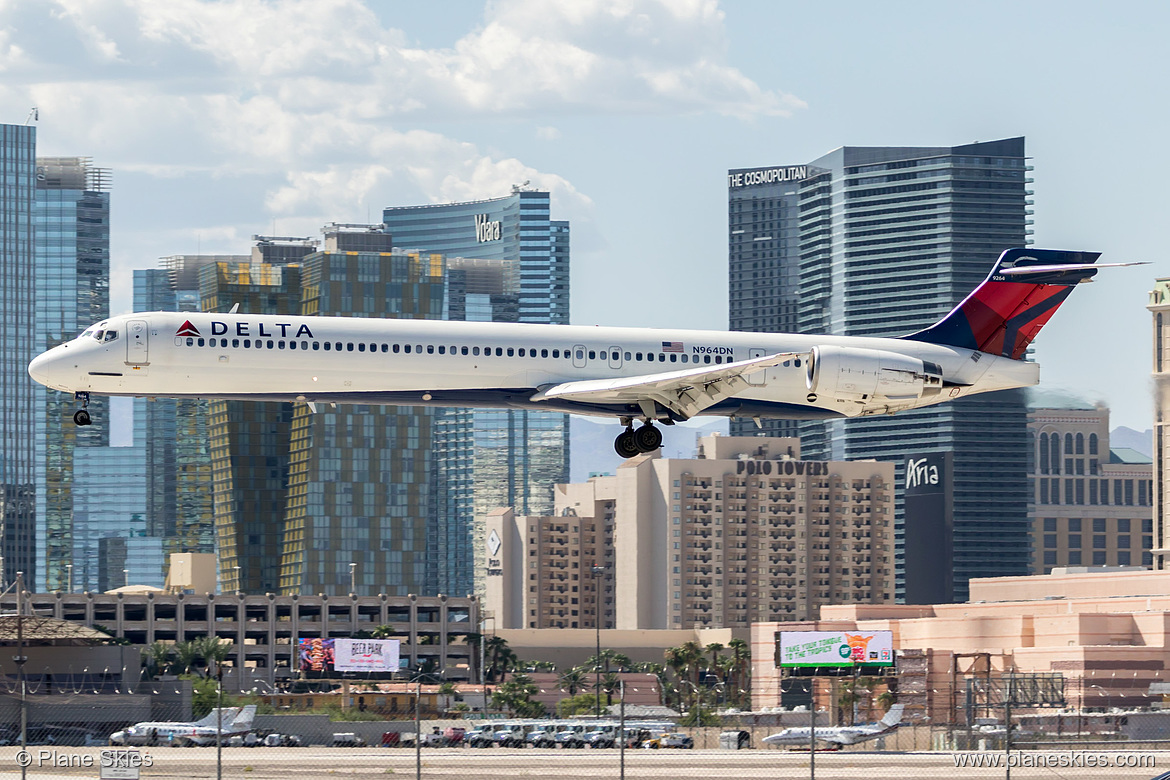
<box><xmin>109</xmin><ymin>705</ymin><xmax>257</xmax><ymax>747</ymax></box>
<box><xmin>28</xmin><ymin>248</ymin><xmax>1132</xmax><ymax>457</ymax></box>
<box><xmin>763</xmin><ymin>703</ymin><xmax>905</xmax><ymax>749</ymax></box>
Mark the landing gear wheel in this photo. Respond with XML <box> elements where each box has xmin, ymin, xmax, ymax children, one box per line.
<box><xmin>73</xmin><ymin>409</ymin><xmax>91</xmax><ymax>426</ymax></box>
<box><xmin>614</xmin><ymin>428</ymin><xmax>640</xmax><ymax>459</ymax></box>
<box><xmin>633</xmin><ymin>424</ymin><xmax>662</xmax><ymax>453</ymax></box>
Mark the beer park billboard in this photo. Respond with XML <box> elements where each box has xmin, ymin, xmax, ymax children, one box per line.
<box><xmin>777</xmin><ymin>631</ymin><xmax>894</xmax><ymax>668</ymax></box>
<box><xmin>298</xmin><ymin>637</ymin><xmax>402</xmax><ymax>673</ymax></box>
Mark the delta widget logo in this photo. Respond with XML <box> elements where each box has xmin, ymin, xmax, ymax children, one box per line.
<box><xmin>176</xmin><ymin>320</ymin><xmax>201</xmax><ymax>337</ymax></box>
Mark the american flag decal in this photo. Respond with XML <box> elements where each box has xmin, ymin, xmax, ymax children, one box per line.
<box><xmin>661</xmin><ymin>341</ymin><xmax>683</xmax><ymax>353</ymax></box>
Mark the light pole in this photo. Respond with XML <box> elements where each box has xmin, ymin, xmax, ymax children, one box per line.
<box><xmin>591</xmin><ymin>564</ymin><xmax>606</xmax><ymax>717</ymax></box>
<box><xmin>233</xmin><ymin>565</ymin><xmax>241</xmax><ymax>593</ymax></box>
<box><xmin>65</xmin><ymin>564</ymin><xmax>72</xmax><ymax>593</ymax></box>
<box><xmin>349</xmin><ymin>562</ymin><xmax>357</xmax><ymax>594</ymax></box>
<box><xmin>123</xmin><ymin>568</ymin><xmax>129</xmax><ymax>588</ymax></box>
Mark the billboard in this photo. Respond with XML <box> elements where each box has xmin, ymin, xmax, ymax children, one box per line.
<box><xmin>777</xmin><ymin>631</ymin><xmax>894</xmax><ymax>668</ymax></box>
<box><xmin>298</xmin><ymin>638</ymin><xmax>401</xmax><ymax>673</ymax></box>
<box><xmin>334</xmin><ymin>638</ymin><xmax>400</xmax><ymax>672</ymax></box>
<box><xmin>903</xmin><ymin>451</ymin><xmax>954</xmax><ymax>605</ymax></box>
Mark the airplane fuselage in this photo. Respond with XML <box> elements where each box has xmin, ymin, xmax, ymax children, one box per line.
<box><xmin>29</xmin><ymin>311</ymin><xmax>1038</xmax><ymax>421</ymax></box>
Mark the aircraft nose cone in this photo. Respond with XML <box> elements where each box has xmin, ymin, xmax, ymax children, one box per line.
<box><xmin>28</xmin><ymin>351</ymin><xmax>53</xmax><ymax>387</ymax></box>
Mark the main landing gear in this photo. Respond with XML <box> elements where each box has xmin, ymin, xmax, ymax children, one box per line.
<box><xmin>614</xmin><ymin>419</ymin><xmax>663</xmax><ymax>459</ymax></box>
<box><xmin>73</xmin><ymin>392</ymin><xmax>91</xmax><ymax>427</ymax></box>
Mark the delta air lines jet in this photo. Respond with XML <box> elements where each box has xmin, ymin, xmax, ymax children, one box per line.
<box><xmin>28</xmin><ymin>249</ymin><xmax>1125</xmax><ymax>457</ymax></box>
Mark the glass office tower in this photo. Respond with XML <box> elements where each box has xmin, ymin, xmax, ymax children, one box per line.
<box><xmin>728</xmin><ymin>138</ymin><xmax>1033</xmax><ymax>601</ymax></box>
<box><xmin>277</xmin><ymin>228</ymin><xmax>447</xmax><ymax>595</ymax></box>
<box><xmin>383</xmin><ymin>191</ymin><xmax>570</xmax><ymax>596</ymax></box>
<box><xmin>34</xmin><ymin>157</ymin><xmax>110</xmax><ymax>591</ymax></box>
<box><xmin>0</xmin><ymin>124</ymin><xmax>37</xmax><ymax>588</ymax></box>
<box><xmin>133</xmin><ymin>256</ymin><xmax>241</xmax><ymax>559</ymax></box>
<box><xmin>71</xmin><ymin>446</ymin><xmax>151</xmax><ymax>591</ymax></box>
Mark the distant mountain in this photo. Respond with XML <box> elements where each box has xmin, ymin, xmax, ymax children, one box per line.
<box><xmin>1110</xmin><ymin>427</ymin><xmax>1153</xmax><ymax>459</ymax></box>
<box><xmin>570</xmin><ymin>416</ymin><xmax>729</xmax><ymax>483</ymax></box>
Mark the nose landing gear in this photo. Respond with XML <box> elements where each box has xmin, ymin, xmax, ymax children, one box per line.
<box><xmin>73</xmin><ymin>392</ymin><xmax>91</xmax><ymax>426</ymax></box>
<box><xmin>613</xmin><ymin>418</ymin><xmax>664</xmax><ymax>459</ymax></box>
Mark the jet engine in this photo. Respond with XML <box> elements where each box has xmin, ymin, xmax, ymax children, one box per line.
<box><xmin>805</xmin><ymin>345</ymin><xmax>942</xmax><ymax>404</ymax></box>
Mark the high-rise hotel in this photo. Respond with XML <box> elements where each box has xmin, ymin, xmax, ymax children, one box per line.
<box><xmin>729</xmin><ymin>138</ymin><xmax>1033</xmax><ymax>601</ymax></box>
<box><xmin>383</xmin><ymin>189</ymin><xmax>570</xmax><ymax>597</ymax></box>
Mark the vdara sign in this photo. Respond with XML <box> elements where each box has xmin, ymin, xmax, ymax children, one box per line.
<box><xmin>474</xmin><ymin>213</ymin><xmax>502</xmax><ymax>242</ymax></box>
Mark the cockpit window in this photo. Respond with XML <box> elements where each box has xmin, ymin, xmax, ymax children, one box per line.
<box><xmin>80</xmin><ymin>328</ymin><xmax>94</xmax><ymax>339</ymax></box>
<box><xmin>103</xmin><ymin>330</ymin><xmax>118</xmax><ymax>342</ymax></box>
<box><xmin>93</xmin><ymin>330</ymin><xmax>105</xmax><ymax>341</ymax></box>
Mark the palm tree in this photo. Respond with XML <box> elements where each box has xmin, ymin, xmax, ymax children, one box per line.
<box><xmin>484</xmin><ymin>635</ymin><xmax>516</xmax><ymax>683</ymax></box>
<box><xmin>602</xmin><ymin>672</ymin><xmax>622</xmax><ymax>706</ymax></box>
<box><xmin>610</xmin><ymin>653</ymin><xmax>632</xmax><ymax>673</ymax></box>
<box><xmin>727</xmin><ymin>639</ymin><xmax>750</xmax><ymax>708</ymax></box>
<box><xmin>371</xmin><ymin>624</ymin><xmax>398</xmax><ymax>638</ymax></box>
<box><xmin>195</xmin><ymin>635</ymin><xmax>233</xmax><ymax>678</ymax></box>
<box><xmin>142</xmin><ymin>641</ymin><xmax>172</xmax><ymax>680</ymax></box>
<box><xmin>171</xmin><ymin>640</ymin><xmax>200</xmax><ymax>676</ymax></box>
<box><xmin>704</xmin><ymin>642</ymin><xmax>725</xmax><ymax>680</ymax></box>
<box><xmin>557</xmin><ymin>667</ymin><xmax>588</xmax><ymax>697</ymax></box>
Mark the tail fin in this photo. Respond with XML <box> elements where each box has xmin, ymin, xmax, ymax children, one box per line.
<box><xmin>195</xmin><ymin>707</ymin><xmax>239</xmax><ymax>728</ymax></box>
<box><xmin>229</xmin><ymin>705</ymin><xmax>257</xmax><ymax>732</ymax></box>
<box><xmin>903</xmin><ymin>248</ymin><xmax>1100</xmax><ymax>359</ymax></box>
<box><xmin>880</xmin><ymin>703</ymin><xmax>905</xmax><ymax>728</ymax></box>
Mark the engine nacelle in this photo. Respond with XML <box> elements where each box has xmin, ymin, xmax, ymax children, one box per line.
<box><xmin>805</xmin><ymin>345</ymin><xmax>942</xmax><ymax>403</ymax></box>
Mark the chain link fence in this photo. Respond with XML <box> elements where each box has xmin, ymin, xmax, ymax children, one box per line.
<box><xmin>0</xmin><ymin>684</ymin><xmax>1166</xmax><ymax>780</ymax></box>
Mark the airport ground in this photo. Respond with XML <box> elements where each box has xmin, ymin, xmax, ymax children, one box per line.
<box><xmin>0</xmin><ymin>746</ymin><xmax>1166</xmax><ymax>780</ymax></box>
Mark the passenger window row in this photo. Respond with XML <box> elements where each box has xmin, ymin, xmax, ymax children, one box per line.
<box><xmin>173</xmin><ymin>337</ymin><xmax>730</xmax><ymax>365</ymax></box>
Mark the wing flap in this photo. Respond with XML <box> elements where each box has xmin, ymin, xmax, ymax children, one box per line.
<box><xmin>530</xmin><ymin>351</ymin><xmax>803</xmax><ymax>419</ymax></box>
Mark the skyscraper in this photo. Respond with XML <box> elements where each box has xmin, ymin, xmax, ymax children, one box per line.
<box><xmin>728</xmin><ymin>138</ymin><xmax>1033</xmax><ymax>601</ymax></box>
<box><xmin>34</xmin><ymin>157</ymin><xmax>110</xmax><ymax>591</ymax></box>
<box><xmin>276</xmin><ymin>227</ymin><xmax>447</xmax><ymax>595</ymax></box>
<box><xmin>132</xmin><ymin>256</ymin><xmax>229</xmax><ymax>555</ymax></box>
<box><xmin>0</xmin><ymin>123</ymin><xmax>37</xmax><ymax>587</ymax></box>
<box><xmin>383</xmin><ymin>190</ymin><xmax>571</xmax><ymax>596</ymax></box>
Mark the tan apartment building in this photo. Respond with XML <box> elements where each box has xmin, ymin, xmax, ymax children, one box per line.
<box><xmin>483</xmin><ymin>435</ymin><xmax>894</xmax><ymax>630</ymax></box>
<box><xmin>1151</xmin><ymin>278</ymin><xmax>1170</xmax><ymax>568</ymax></box>
<box><xmin>1028</xmin><ymin>406</ymin><xmax>1154</xmax><ymax>573</ymax></box>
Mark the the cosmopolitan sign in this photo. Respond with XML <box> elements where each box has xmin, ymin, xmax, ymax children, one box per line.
<box><xmin>334</xmin><ymin>638</ymin><xmax>400</xmax><ymax>672</ymax></box>
<box><xmin>778</xmin><ymin>631</ymin><xmax>894</xmax><ymax>667</ymax></box>
<box><xmin>727</xmin><ymin>166</ymin><xmax>808</xmax><ymax>189</ymax></box>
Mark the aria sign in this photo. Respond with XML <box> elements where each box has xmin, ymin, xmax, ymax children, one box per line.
<box><xmin>474</xmin><ymin>213</ymin><xmax>502</xmax><ymax>242</ymax></box>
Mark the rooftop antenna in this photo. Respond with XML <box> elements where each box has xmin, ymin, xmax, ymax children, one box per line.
<box><xmin>24</xmin><ymin>107</ymin><xmax>38</xmax><ymax>125</ymax></box>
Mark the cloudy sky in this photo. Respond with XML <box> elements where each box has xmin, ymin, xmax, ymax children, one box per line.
<box><xmin>4</xmin><ymin>0</ymin><xmax>1167</xmax><ymax>433</ymax></box>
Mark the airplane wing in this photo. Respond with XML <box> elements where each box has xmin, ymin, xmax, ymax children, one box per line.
<box><xmin>530</xmin><ymin>351</ymin><xmax>804</xmax><ymax>420</ymax></box>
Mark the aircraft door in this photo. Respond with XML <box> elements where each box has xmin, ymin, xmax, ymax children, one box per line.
<box><xmin>746</xmin><ymin>347</ymin><xmax>767</xmax><ymax>386</ymax></box>
<box><xmin>572</xmin><ymin>344</ymin><xmax>587</xmax><ymax>369</ymax></box>
<box><xmin>126</xmin><ymin>320</ymin><xmax>149</xmax><ymax>365</ymax></box>
<box><xmin>608</xmin><ymin>346</ymin><xmax>622</xmax><ymax>370</ymax></box>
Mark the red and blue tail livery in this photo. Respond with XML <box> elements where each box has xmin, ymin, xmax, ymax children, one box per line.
<box><xmin>904</xmin><ymin>248</ymin><xmax>1101</xmax><ymax>359</ymax></box>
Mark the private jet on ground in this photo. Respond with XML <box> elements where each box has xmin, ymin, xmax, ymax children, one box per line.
<box><xmin>28</xmin><ymin>249</ymin><xmax>1133</xmax><ymax>457</ymax></box>
<box><xmin>762</xmin><ymin>704</ymin><xmax>905</xmax><ymax>749</ymax></box>
<box><xmin>109</xmin><ymin>705</ymin><xmax>257</xmax><ymax>747</ymax></box>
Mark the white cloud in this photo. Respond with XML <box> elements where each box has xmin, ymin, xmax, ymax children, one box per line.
<box><xmin>0</xmin><ymin>0</ymin><xmax>798</xmax><ymax>310</ymax></box>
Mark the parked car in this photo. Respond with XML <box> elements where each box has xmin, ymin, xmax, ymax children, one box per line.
<box><xmin>642</xmin><ymin>732</ymin><xmax>693</xmax><ymax>749</ymax></box>
<box><xmin>331</xmin><ymin>732</ymin><xmax>367</xmax><ymax>747</ymax></box>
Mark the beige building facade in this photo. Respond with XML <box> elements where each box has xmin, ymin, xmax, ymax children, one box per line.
<box><xmin>752</xmin><ymin>568</ymin><xmax>1170</xmax><ymax>723</ymax></box>
<box><xmin>483</xmin><ymin>435</ymin><xmax>894</xmax><ymax>630</ymax></box>
<box><xmin>1028</xmin><ymin>406</ymin><xmax>1153</xmax><ymax>574</ymax></box>
<box><xmin>1151</xmin><ymin>278</ymin><xmax>1170</xmax><ymax>568</ymax></box>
